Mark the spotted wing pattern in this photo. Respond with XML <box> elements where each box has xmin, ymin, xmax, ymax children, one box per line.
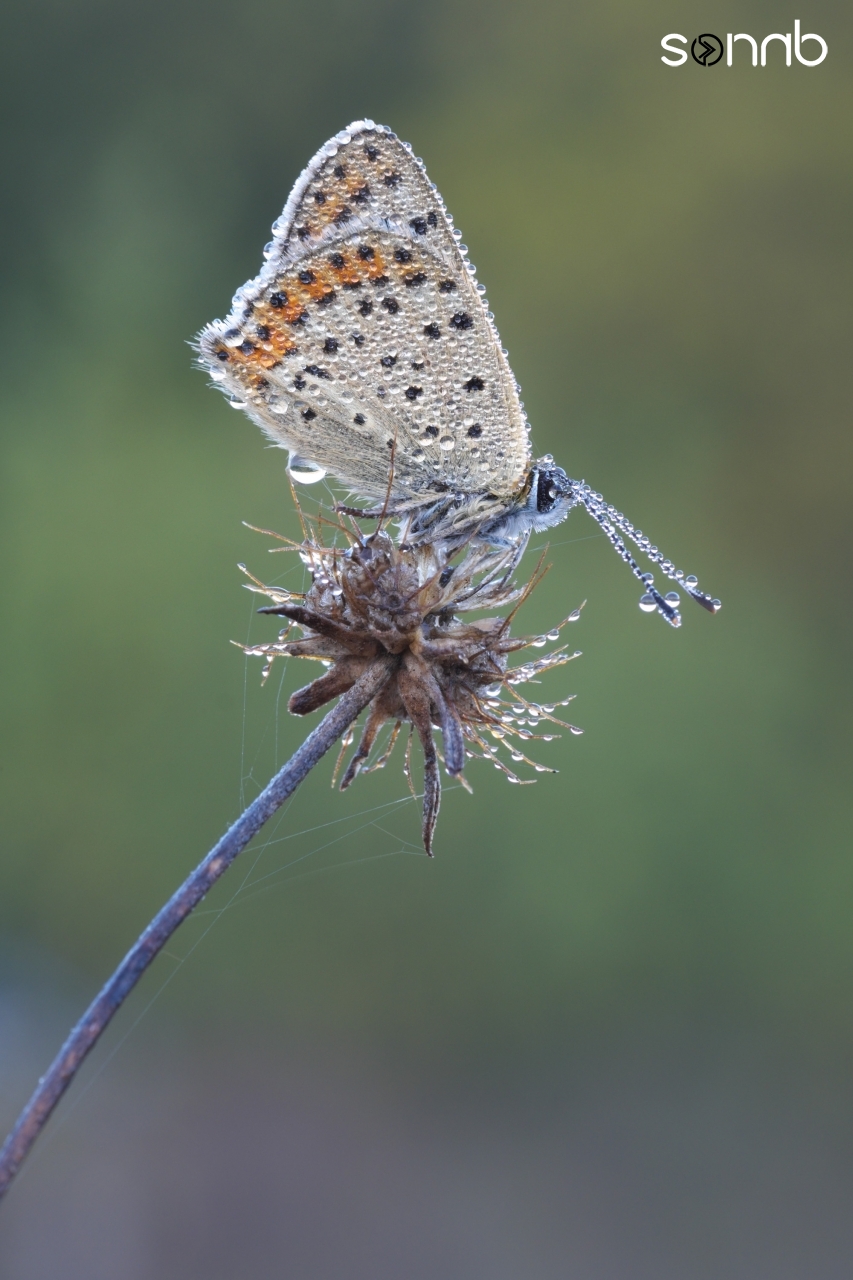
<box><xmin>196</xmin><ymin>121</ymin><xmax>531</xmax><ymax>506</ymax></box>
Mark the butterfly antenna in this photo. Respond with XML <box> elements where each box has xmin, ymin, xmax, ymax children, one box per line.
<box><xmin>574</xmin><ymin>484</ymin><xmax>721</xmax><ymax>627</ymax></box>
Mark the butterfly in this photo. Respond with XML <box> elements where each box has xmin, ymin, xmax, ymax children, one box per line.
<box><xmin>196</xmin><ymin>121</ymin><xmax>719</xmax><ymax>626</ymax></box>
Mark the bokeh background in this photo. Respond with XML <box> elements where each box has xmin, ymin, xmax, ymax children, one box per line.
<box><xmin>1</xmin><ymin>0</ymin><xmax>852</xmax><ymax>1274</ymax></box>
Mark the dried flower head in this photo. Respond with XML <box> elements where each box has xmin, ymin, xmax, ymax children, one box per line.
<box><xmin>239</xmin><ymin>517</ymin><xmax>582</xmax><ymax>854</ymax></box>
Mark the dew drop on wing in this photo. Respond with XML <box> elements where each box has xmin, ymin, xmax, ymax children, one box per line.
<box><xmin>639</xmin><ymin>594</ymin><xmax>658</xmax><ymax>613</ymax></box>
<box><xmin>664</xmin><ymin>592</ymin><xmax>680</xmax><ymax>607</ymax></box>
<box><xmin>287</xmin><ymin>456</ymin><xmax>327</xmax><ymax>484</ymax></box>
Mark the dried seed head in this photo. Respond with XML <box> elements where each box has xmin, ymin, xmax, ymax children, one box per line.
<box><xmin>240</xmin><ymin>524</ymin><xmax>581</xmax><ymax>854</ymax></box>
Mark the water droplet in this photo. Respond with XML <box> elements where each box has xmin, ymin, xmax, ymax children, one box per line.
<box><xmin>569</xmin><ymin>726</ymin><xmax>584</xmax><ymax>736</ymax></box>
<box><xmin>639</xmin><ymin>594</ymin><xmax>657</xmax><ymax>613</ymax></box>
<box><xmin>531</xmin><ymin>638</ymin><xmax>547</xmax><ymax>648</ymax></box>
<box><xmin>228</xmin><ymin>397</ymin><xmax>246</xmax><ymax>409</ymax></box>
<box><xmin>685</xmin><ymin>575</ymin><xmax>699</xmax><ymax>588</ymax></box>
<box><xmin>664</xmin><ymin>592</ymin><xmax>680</xmax><ymax>607</ymax></box>
<box><xmin>439</xmin><ymin>436</ymin><xmax>455</xmax><ymax>450</ymax></box>
<box><xmin>546</xmin><ymin>630</ymin><xmax>560</xmax><ymax>641</ymax></box>
<box><xmin>287</xmin><ymin>457</ymin><xmax>327</xmax><ymax>485</ymax></box>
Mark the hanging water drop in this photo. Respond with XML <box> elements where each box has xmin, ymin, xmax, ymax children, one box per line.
<box><xmin>287</xmin><ymin>456</ymin><xmax>327</xmax><ymax>485</ymax></box>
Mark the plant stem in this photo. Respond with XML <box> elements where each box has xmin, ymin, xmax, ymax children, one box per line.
<box><xmin>0</xmin><ymin>657</ymin><xmax>394</xmax><ymax>1204</ymax></box>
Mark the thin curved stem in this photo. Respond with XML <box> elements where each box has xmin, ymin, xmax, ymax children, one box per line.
<box><xmin>0</xmin><ymin>657</ymin><xmax>394</xmax><ymax>1204</ymax></box>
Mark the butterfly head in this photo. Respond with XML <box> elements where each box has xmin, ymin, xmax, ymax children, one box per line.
<box><xmin>533</xmin><ymin>460</ymin><xmax>576</xmax><ymax>526</ymax></box>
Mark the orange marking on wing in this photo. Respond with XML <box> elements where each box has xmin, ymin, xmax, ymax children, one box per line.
<box><xmin>328</xmin><ymin>255</ymin><xmax>363</xmax><ymax>289</ymax></box>
<box><xmin>365</xmin><ymin>250</ymin><xmax>388</xmax><ymax>281</ymax></box>
<box><xmin>307</xmin><ymin>199</ymin><xmax>348</xmax><ymax>233</ymax></box>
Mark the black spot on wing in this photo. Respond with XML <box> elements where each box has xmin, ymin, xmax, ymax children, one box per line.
<box><xmin>464</xmin><ymin>376</ymin><xmax>484</xmax><ymax>391</ymax></box>
<box><xmin>450</xmin><ymin>311</ymin><xmax>473</xmax><ymax>330</ymax></box>
<box><xmin>423</xmin><ymin>322</ymin><xmax>441</xmax><ymax>339</ymax></box>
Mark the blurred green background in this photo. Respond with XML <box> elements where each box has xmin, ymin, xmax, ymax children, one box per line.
<box><xmin>1</xmin><ymin>0</ymin><xmax>852</xmax><ymax>1274</ymax></box>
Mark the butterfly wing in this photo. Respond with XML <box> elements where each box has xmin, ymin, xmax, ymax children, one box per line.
<box><xmin>197</xmin><ymin>121</ymin><xmax>531</xmax><ymax>505</ymax></box>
